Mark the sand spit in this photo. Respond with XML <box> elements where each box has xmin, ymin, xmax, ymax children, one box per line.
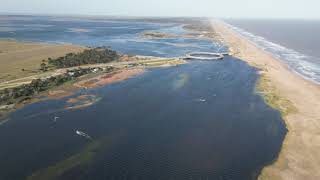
<box><xmin>212</xmin><ymin>20</ymin><xmax>320</xmax><ymax>180</ymax></box>
<box><xmin>142</xmin><ymin>31</ymin><xmax>215</xmax><ymax>40</ymax></box>
<box><xmin>65</xmin><ymin>94</ymin><xmax>101</xmax><ymax>110</ymax></box>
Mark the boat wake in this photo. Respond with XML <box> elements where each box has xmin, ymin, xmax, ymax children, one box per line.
<box><xmin>224</xmin><ymin>22</ymin><xmax>320</xmax><ymax>84</ymax></box>
<box><xmin>194</xmin><ymin>98</ymin><xmax>207</xmax><ymax>102</ymax></box>
<box><xmin>76</xmin><ymin>130</ymin><xmax>92</xmax><ymax>140</ymax></box>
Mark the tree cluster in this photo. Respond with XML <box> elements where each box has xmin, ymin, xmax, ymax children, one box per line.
<box><xmin>47</xmin><ymin>47</ymin><xmax>119</xmax><ymax>68</ymax></box>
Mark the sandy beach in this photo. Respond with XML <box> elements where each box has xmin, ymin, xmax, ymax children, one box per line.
<box><xmin>212</xmin><ymin>20</ymin><xmax>320</xmax><ymax>180</ymax></box>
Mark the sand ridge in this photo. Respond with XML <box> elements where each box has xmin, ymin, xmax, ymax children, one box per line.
<box><xmin>211</xmin><ymin>20</ymin><xmax>320</xmax><ymax>180</ymax></box>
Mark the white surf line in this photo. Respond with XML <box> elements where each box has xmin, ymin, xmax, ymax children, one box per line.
<box><xmin>220</xmin><ymin>20</ymin><xmax>320</xmax><ymax>85</ymax></box>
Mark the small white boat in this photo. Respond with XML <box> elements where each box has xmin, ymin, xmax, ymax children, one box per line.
<box><xmin>53</xmin><ymin>116</ymin><xmax>59</xmax><ymax>122</ymax></box>
<box><xmin>76</xmin><ymin>130</ymin><xmax>92</xmax><ymax>140</ymax></box>
<box><xmin>195</xmin><ymin>98</ymin><xmax>206</xmax><ymax>102</ymax></box>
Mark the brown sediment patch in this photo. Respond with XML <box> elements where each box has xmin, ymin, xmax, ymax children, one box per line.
<box><xmin>65</xmin><ymin>94</ymin><xmax>101</xmax><ymax>110</ymax></box>
<box><xmin>74</xmin><ymin>68</ymin><xmax>144</xmax><ymax>89</ymax></box>
<box><xmin>67</xmin><ymin>95</ymin><xmax>91</xmax><ymax>104</ymax></box>
<box><xmin>212</xmin><ymin>20</ymin><xmax>320</xmax><ymax>180</ymax></box>
<box><xmin>66</xmin><ymin>98</ymin><xmax>78</xmax><ymax>104</ymax></box>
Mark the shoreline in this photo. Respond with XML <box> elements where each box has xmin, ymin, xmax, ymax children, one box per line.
<box><xmin>222</xmin><ymin>24</ymin><xmax>320</xmax><ymax>86</ymax></box>
<box><xmin>212</xmin><ymin>19</ymin><xmax>320</xmax><ymax>180</ymax></box>
<box><xmin>0</xmin><ymin>39</ymin><xmax>187</xmax><ymax>121</ymax></box>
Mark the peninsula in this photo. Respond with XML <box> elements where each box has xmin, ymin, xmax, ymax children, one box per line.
<box><xmin>0</xmin><ymin>40</ymin><xmax>186</xmax><ymax>118</ymax></box>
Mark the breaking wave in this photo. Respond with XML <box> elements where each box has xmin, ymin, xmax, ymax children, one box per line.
<box><xmin>224</xmin><ymin>22</ymin><xmax>320</xmax><ymax>84</ymax></box>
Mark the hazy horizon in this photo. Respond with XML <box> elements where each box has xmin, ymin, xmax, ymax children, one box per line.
<box><xmin>0</xmin><ymin>0</ymin><xmax>319</xmax><ymax>20</ymax></box>
<box><xmin>1</xmin><ymin>13</ymin><xmax>320</xmax><ymax>21</ymax></box>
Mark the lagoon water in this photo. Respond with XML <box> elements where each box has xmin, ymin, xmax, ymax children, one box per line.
<box><xmin>0</xmin><ymin>16</ymin><xmax>286</xmax><ymax>180</ymax></box>
<box><xmin>0</xmin><ymin>16</ymin><xmax>221</xmax><ymax>57</ymax></box>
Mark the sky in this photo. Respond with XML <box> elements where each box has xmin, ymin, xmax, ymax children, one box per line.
<box><xmin>0</xmin><ymin>0</ymin><xmax>319</xmax><ymax>19</ymax></box>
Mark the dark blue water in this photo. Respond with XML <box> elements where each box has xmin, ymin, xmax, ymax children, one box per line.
<box><xmin>0</xmin><ymin>16</ymin><xmax>286</xmax><ymax>180</ymax></box>
<box><xmin>0</xmin><ymin>58</ymin><xmax>286</xmax><ymax>180</ymax></box>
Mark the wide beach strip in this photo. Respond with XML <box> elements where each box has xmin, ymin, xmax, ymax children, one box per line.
<box><xmin>211</xmin><ymin>20</ymin><xmax>320</xmax><ymax>180</ymax></box>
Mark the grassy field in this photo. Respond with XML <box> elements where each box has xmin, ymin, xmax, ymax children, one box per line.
<box><xmin>0</xmin><ymin>40</ymin><xmax>85</xmax><ymax>82</ymax></box>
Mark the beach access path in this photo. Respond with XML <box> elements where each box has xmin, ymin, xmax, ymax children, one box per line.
<box><xmin>211</xmin><ymin>19</ymin><xmax>320</xmax><ymax>180</ymax></box>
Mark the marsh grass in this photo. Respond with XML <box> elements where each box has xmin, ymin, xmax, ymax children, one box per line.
<box><xmin>256</xmin><ymin>73</ymin><xmax>297</xmax><ymax>116</ymax></box>
<box><xmin>26</xmin><ymin>132</ymin><xmax>124</xmax><ymax>180</ymax></box>
<box><xmin>27</xmin><ymin>141</ymin><xmax>101</xmax><ymax>180</ymax></box>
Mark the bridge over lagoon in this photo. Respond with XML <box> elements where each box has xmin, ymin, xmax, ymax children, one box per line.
<box><xmin>183</xmin><ymin>52</ymin><xmax>230</xmax><ymax>60</ymax></box>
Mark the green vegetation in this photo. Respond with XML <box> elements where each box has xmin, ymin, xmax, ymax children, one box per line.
<box><xmin>45</xmin><ymin>47</ymin><xmax>119</xmax><ymax>69</ymax></box>
<box><xmin>0</xmin><ymin>67</ymin><xmax>114</xmax><ymax>106</ymax></box>
<box><xmin>256</xmin><ymin>74</ymin><xmax>297</xmax><ymax>116</ymax></box>
<box><xmin>0</xmin><ymin>47</ymin><xmax>120</xmax><ymax>107</ymax></box>
<box><xmin>27</xmin><ymin>139</ymin><xmax>103</xmax><ymax>180</ymax></box>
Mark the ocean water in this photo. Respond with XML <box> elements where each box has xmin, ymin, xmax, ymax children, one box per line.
<box><xmin>0</xmin><ymin>16</ymin><xmax>286</xmax><ymax>180</ymax></box>
<box><xmin>225</xmin><ymin>19</ymin><xmax>320</xmax><ymax>84</ymax></box>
